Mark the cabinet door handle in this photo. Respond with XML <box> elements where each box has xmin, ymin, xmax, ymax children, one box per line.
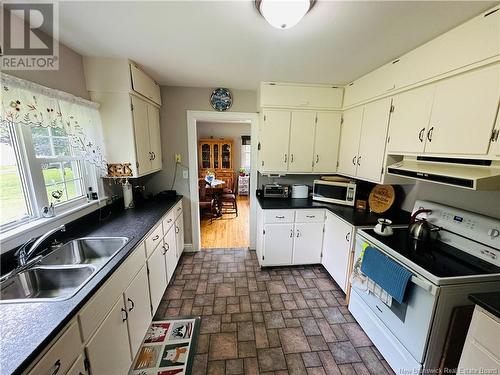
<box><xmin>357</xmin><ymin>156</ymin><xmax>361</xmax><ymax>166</ymax></box>
<box><xmin>345</xmin><ymin>232</ymin><xmax>351</xmax><ymax>242</ymax></box>
<box><xmin>152</xmin><ymin>152</ymin><xmax>156</xmax><ymax>160</ymax></box>
<box><xmin>127</xmin><ymin>297</ymin><xmax>135</xmax><ymax>312</ymax></box>
<box><xmin>152</xmin><ymin>235</ymin><xmax>160</xmax><ymax>241</ymax></box>
<box><xmin>296</xmin><ymin>229</ymin><xmax>300</xmax><ymax>237</ymax></box>
<box><xmin>162</xmin><ymin>245</ymin><xmax>167</xmax><ymax>255</ymax></box>
<box><xmin>167</xmin><ymin>218</ymin><xmax>172</xmax><ymax>223</ymax></box>
<box><xmin>175</xmin><ymin>226</ymin><xmax>179</xmax><ymax>234</ymax></box>
<box><xmin>306</xmin><ymin>215</ymin><xmax>315</xmax><ymax>218</ymax></box>
<box><xmin>418</xmin><ymin>127</ymin><xmax>425</xmax><ymax>142</ymax></box>
<box><xmin>275</xmin><ymin>215</ymin><xmax>285</xmax><ymax>219</ymax></box>
<box><xmin>427</xmin><ymin>127</ymin><xmax>434</xmax><ymax>142</ymax></box>
<box><xmin>316</xmin><ymin>155</ymin><xmax>319</xmax><ymax>164</ymax></box>
<box><xmin>50</xmin><ymin>359</ymin><xmax>61</xmax><ymax>375</ymax></box>
<box><xmin>352</xmin><ymin>156</ymin><xmax>356</xmax><ymax>165</ymax></box>
<box><xmin>121</xmin><ymin>307</ymin><xmax>128</xmax><ymax>322</ymax></box>
<box><xmin>290</xmin><ymin>154</ymin><xmax>294</xmax><ymax>163</ymax></box>
<box><xmin>284</xmin><ymin>154</ymin><xmax>287</xmax><ymax>163</ymax></box>
<box><xmin>290</xmin><ymin>229</ymin><xmax>293</xmax><ymax>238</ymax></box>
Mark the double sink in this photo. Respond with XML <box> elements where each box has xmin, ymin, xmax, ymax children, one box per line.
<box><xmin>0</xmin><ymin>237</ymin><xmax>129</xmax><ymax>303</ymax></box>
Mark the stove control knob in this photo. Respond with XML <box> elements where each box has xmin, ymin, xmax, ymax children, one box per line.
<box><xmin>488</xmin><ymin>228</ymin><xmax>500</xmax><ymax>239</ymax></box>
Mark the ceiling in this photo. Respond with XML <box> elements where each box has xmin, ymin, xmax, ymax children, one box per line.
<box><xmin>57</xmin><ymin>1</ymin><xmax>496</xmax><ymax>90</ymax></box>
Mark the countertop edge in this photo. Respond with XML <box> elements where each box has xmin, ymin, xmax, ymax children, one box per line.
<box><xmin>469</xmin><ymin>292</ymin><xmax>500</xmax><ymax>319</ymax></box>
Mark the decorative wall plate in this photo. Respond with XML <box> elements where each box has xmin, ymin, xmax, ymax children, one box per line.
<box><xmin>210</xmin><ymin>88</ymin><xmax>232</xmax><ymax>111</ymax></box>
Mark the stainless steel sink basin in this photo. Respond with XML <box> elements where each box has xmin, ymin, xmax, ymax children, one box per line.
<box><xmin>40</xmin><ymin>237</ymin><xmax>129</xmax><ymax>266</ymax></box>
<box><xmin>0</xmin><ymin>265</ymin><xmax>96</xmax><ymax>302</ymax></box>
<box><xmin>0</xmin><ymin>236</ymin><xmax>129</xmax><ymax>303</ymax></box>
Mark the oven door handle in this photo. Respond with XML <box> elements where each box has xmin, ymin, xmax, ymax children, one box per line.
<box><xmin>410</xmin><ymin>275</ymin><xmax>437</xmax><ymax>296</ymax></box>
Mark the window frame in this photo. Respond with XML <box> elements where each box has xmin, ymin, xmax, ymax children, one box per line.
<box><xmin>0</xmin><ymin>123</ymin><xmax>93</xmax><ymax>233</ymax></box>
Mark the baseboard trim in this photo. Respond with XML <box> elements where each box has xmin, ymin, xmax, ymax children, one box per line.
<box><xmin>183</xmin><ymin>243</ymin><xmax>195</xmax><ymax>252</ymax></box>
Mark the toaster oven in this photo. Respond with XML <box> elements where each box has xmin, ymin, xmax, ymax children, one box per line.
<box><xmin>263</xmin><ymin>184</ymin><xmax>290</xmax><ymax>198</ymax></box>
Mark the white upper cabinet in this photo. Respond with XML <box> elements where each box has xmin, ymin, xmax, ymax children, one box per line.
<box><xmin>130</xmin><ymin>63</ymin><xmax>161</xmax><ymax>105</ymax></box>
<box><xmin>84</xmin><ymin>57</ymin><xmax>162</xmax><ymax>177</ymax></box>
<box><xmin>260</xmin><ymin>82</ymin><xmax>343</xmax><ymax>110</ymax></box>
<box><xmin>337</xmin><ymin>107</ymin><xmax>363</xmax><ymax>177</ymax></box>
<box><xmin>387</xmin><ymin>84</ymin><xmax>435</xmax><ymax>154</ymax></box>
<box><xmin>343</xmin><ymin>6</ymin><xmax>499</xmax><ymax>107</ymax></box>
<box><xmin>425</xmin><ymin>65</ymin><xmax>500</xmax><ymax>155</ymax></box>
<box><xmin>259</xmin><ymin>110</ymin><xmax>291</xmax><ymax>173</ymax></box>
<box><xmin>356</xmin><ymin>98</ymin><xmax>392</xmax><ymax>182</ymax></box>
<box><xmin>288</xmin><ymin>111</ymin><xmax>316</xmax><ymax>172</ymax></box>
<box><xmin>313</xmin><ymin>112</ymin><xmax>342</xmax><ymax>173</ymax></box>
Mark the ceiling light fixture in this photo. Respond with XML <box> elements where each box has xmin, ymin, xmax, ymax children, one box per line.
<box><xmin>256</xmin><ymin>0</ymin><xmax>315</xmax><ymax>30</ymax></box>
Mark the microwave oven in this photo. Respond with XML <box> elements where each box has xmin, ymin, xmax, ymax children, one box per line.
<box><xmin>312</xmin><ymin>180</ymin><xmax>356</xmax><ymax>206</ymax></box>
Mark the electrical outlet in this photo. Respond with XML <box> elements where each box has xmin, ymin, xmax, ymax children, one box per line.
<box><xmin>175</xmin><ymin>154</ymin><xmax>181</xmax><ymax>163</ymax></box>
<box><xmin>182</xmin><ymin>170</ymin><xmax>189</xmax><ymax>179</ymax></box>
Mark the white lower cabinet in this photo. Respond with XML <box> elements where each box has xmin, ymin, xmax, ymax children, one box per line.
<box><xmin>164</xmin><ymin>225</ymin><xmax>178</xmax><ymax>283</ymax></box>
<box><xmin>85</xmin><ymin>297</ymin><xmax>132</xmax><ymax>375</ymax></box>
<box><xmin>321</xmin><ymin>211</ymin><xmax>353</xmax><ymax>292</ymax></box>
<box><xmin>147</xmin><ymin>241</ymin><xmax>168</xmax><ymax>314</ymax></box>
<box><xmin>262</xmin><ymin>223</ymin><xmax>295</xmax><ymax>266</ymax></box>
<box><xmin>124</xmin><ymin>266</ymin><xmax>152</xmax><ymax>355</ymax></box>
<box><xmin>293</xmin><ymin>223</ymin><xmax>324</xmax><ymax>265</ymax></box>
<box><xmin>175</xmin><ymin>212</ymin><xmax>184</xmax><ymax>258</ymax></box>
<box><xmin>459</xmin><ymin>306</ymin><xmax>500</xmax><ymax>370</ymax></box>
<box><xmin>260</xmin><ymin>209</ymin><xmax>325</xmax><ymax>267</ymax></box>
<box><xmin>66</xmin><ymin>354</ymin><xmax>87</xmax><ymax>375</ymax></box>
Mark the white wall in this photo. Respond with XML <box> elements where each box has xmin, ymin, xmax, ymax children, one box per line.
<box><xmin>401</xmin><ymin>182</ymin><xmax>500</xmax><ymax>218</ymax></box>
<box><xmin>197</xmin><ymin>121</ymin><xmax>251</xmax><ymax>171</ymax></box>
<box><xmin>145</xmin><ymin>86</ymin><xmax>257</xmax><ymax>244</ymax></box>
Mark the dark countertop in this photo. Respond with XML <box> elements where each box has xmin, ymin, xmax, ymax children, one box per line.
<box><xmin>0</xmin><ymin>196</ymin><xmax>182</xmax><ymax>375</ymax></box>
<box><xmin>469</xmin><ymin>292</ymin><xmax>500</xmax><ymax>319</ymax></box>
<box><xmin>257</xmin><ymin>197</ymin><xmax>411</xmax><ymax>226</ymax></box>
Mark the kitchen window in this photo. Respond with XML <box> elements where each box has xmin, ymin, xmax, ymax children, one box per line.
<box><xmin>0</xmin><ymin>73</ymin><xmax>107</xmax><ymax>234</ymax></box>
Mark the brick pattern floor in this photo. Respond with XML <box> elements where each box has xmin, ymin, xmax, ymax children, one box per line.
<box><xmin>155</xmin><ymin>248</ymin><xmax>396</xmax><ymax>375</ymax></box>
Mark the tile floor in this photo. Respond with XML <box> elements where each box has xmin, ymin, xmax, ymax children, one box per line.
<box><xmin>155</xmin><ymin>248</ymin><xmax>395</xmax><ymax>375</ymax></box>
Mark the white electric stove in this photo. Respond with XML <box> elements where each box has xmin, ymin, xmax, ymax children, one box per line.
<box><xmin>349</xmin><ymin>200</ymin><xmax>500</xmax><ymax>373</ymax></box>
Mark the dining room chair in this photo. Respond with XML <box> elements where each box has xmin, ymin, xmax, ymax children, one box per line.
<box><xmin>199</xmin><ymin>179</ymin><xmax>216</xmax><ymax>223</ymax></box>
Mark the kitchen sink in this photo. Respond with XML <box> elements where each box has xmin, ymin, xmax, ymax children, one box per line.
<box><xmin>0</xmin><ymin>265</ymin><xmax>96</xmax><ymax>302</ymax></box>
<box><xmin>0</xmin><ymin>236</ymin><xmax>129</xmax><ymax>303</ymax></box>
<box><xmin>40</xmin><ymin>237</ymin><xmax>129</xmax><ymax>266</ymax></box>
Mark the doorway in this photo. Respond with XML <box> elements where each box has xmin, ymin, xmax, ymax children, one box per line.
<box><xmin>186</xmin><ymin>111</ymin><xmax>259</xmax><ymax>252</ymax></box>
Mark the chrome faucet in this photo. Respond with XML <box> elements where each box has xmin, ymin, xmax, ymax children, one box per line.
<box><xmin>17</xmin><ymin>225</ymin><xmax>66</xmax><ymax>266</ymax></box>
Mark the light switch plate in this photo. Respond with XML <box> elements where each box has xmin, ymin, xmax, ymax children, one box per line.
<box><xmin>182</xmin><ymin>170</ymin><xmax>189</xmax><ymax>179</ymax></box>
<box><xmin>175</xmin><ymin>154</ymin><xmax>182</xmax><ymax>163</ymax></box>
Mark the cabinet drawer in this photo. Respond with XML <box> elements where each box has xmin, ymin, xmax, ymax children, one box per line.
<box><xmin>174</xmin><ymin>201</ymin><xmax>183</xmax><ymax>218</ymax></box>
<box><xmin>28</xmin><ymin>322</ymin><xmax>81</xmax><ymax>375</ymax></box>
<box><xmin>295</xmin><ymin>209</ymin><xmax>325</xmax><ymax>223</ymax></box>
<box><xmin>79</xmin><ymin>243</ymin><xmax>145</xmax><ymax>342</ymax></box>
<box><xmin>162</xmin><ymin>210</ymin><xmax>175</xmax><ymax>233</ymax></box>
<box><xmin>264</xmin><ymin>210</ymin><xmax>295</xmax><ymax>224</ymax></box>
<box><xmin>66</xmin><ymin>354</ymin><xmax>87</xmax><ymax>375</ymax></box>
<box><xmin>470</xmin><ymin>307</ymin><xmax>500</xmax><ymax>359</ymax></box>
<box><xmin>145</xmin><ymin>224</ymin><xmax>163</xmax><ymax>258</ymax></box>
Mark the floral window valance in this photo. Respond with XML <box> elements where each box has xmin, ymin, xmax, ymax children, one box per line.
<box><xmin>0</xmin><ymin>73</ymin><xmax>107</xmax><ymax>174</ymax></box>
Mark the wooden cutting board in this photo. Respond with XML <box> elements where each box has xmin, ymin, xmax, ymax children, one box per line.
<box><xmin>368</xmin><ymin>184</ymin><xmax>396</xmax><ymax>213</ymax></box>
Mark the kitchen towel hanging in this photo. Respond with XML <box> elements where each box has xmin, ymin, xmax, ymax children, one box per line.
<box><xmin>361</xmin><ymin>246</ymin><xmax>413</xmax><ymax>304</ymax></box>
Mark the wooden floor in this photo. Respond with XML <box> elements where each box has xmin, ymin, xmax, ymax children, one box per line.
<box><xmin>200</xmin><ymin>196</ymin><xmax>249</xmax><ymax>249</ymax></box>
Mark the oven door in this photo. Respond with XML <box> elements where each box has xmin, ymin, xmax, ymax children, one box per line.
<box><xmin>350</xmin><ymin>233</ymin><xmax>438</xmax><ymax>364</ymax></box>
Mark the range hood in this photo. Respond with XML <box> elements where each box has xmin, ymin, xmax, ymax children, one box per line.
<box><xmin>387</xmin><ymin>156</ymin><xmax>500</xmax><ymax>190</ymax></box>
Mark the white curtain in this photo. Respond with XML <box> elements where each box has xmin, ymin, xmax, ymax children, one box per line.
<box><xmin>0</xmin><ymin>73</ymin><xmax>107</xmax><ymax>175</ymax></box>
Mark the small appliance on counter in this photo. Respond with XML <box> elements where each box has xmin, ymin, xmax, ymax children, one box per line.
<box><xmin>312</xmin><ymin>179</ymin><xmax>356</xmax><ymax>206</ymax></box>
<box><xmin>291</xmin><ymin>184</ymin><xmax>309</xmax><ymax>199</ymax></box>
<box><xmin>262</xmin><ymin>183</ymin><xmax>290</xmax><ymax>198</ymax></box>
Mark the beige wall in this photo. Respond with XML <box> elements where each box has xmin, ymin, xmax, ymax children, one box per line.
<box><xmin>197</xmin><ymin>121</ymin><xmax>251</xmax><ymax>171</ymax></box>
<box><xmin>401</xmin><ymin>182</ymin><xmax>500</xmax><ymax>218</ymax></box>
<box><xmin>146</xmin><ymin>86</ymin><xmax>257</xmax><ymax>244</ymax></box>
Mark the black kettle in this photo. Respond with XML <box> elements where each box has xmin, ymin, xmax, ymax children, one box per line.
<box><xmin>408</xmin><ymin>209</ymin><xmax>441</xmax><ymax>248</ymax></box>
